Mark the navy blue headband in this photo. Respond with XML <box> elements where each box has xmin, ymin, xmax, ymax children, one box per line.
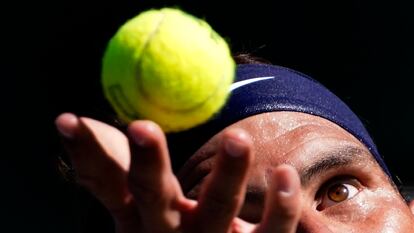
<box><xmin>167</xmin><ymin>64</ymin><xmax>391</xmax><ymax>177</ymax></box>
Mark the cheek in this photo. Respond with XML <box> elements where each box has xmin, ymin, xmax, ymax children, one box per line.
<box><xmin>377</xmin><ymin>209</ymin><xmax>412</xmax><ymax>233</ymax></box>
<box><xmin>324</xmin><ymin>189</ymin><xmax>414</xmax><ymax>232</ymax></box>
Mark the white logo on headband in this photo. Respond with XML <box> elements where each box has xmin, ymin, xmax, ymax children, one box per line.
<box><xmin>229</xmin><ymin>76</ymin><xmax>275</xmax><ymax>92</ymax></box>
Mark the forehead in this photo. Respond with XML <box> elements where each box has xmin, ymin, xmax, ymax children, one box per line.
<box><xmin>229</xmin><ymin>111</ymin><xmax>360</xmax><ymax>143</ymax></box>
<box><xmin>225</xmin><ymin>111</ymin><xmax>371</xmax><ymax>166</ymax></box>
<box><xmin>179</xmin><ymin>111</ymin><xmax>383</xmax><ymax>197</ymax></box>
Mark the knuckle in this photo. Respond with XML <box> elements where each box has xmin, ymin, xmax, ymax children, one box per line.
<box><xmin>128</xmin><ymin>176</ymin><xmax>163</xmax><ymax>206</ymax></box>
<box><xmin>202</xmin><ymin>192</ymin><xmax>240</xmax><ymax>215</ymax></box>
<box><xmin>275</xmin><ymin>205</ymin><xmax>299</xmax><ymax>219</ymax></box>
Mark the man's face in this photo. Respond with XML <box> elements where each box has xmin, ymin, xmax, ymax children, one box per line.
<box><xmin>178</xmin><ymin>112</ymin><xmax>414</xmax><ymax>232</ymax></box>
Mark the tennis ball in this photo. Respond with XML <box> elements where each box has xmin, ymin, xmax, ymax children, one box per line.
<box><xmin>101</xmin><ymin>8</ymin><xmax>235</xmax><ymax>132</ymax></box>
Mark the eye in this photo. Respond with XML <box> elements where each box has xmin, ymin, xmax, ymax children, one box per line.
<box><xmin>316</xmin><ymin>178</ymin><xmax>360</xmax><ymax>211</ymax></box>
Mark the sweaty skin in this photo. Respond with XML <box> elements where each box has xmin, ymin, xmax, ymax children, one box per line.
<box><xmin>55</xmin><ymin>111</ymin><xmax>414</xmax><ymax>233</ymax></box>
<box><xmin>178</xmin><ymin>112</ymin><xmax>414</xmax><ymax>232</ymax></box>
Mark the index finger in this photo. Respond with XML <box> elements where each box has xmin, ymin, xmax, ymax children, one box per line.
<box><xmin>188</xmin><ymin>128</ymin><xmax>254</xmax><ymax>233</ymax></box>
<box><xmin>127</xmin><ymin>121</ymin><xmax>184</xmax><ymax>232</ymax></box>
<box><xmin>255</xmin><ymin>165</ymin><xmax>301</xmax><ymax>233</ymax></box>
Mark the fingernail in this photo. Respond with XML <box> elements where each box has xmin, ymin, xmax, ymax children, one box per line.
<box><xmin>55</xmin><ymin>113</ymin><xmax>78</xmax><ymax>139</ymax></box>
<box><xmin>129</xmin><ymin>130</ymin><xmax>148</xmax><ymax>147</ymax></box>
<box><xmin>276</xmin><ymin>174</ymin><xmax>293</xmax><ymax>196</ymax></box>
<box><xmin>224</xmin><ymin>138</ymin><xmax>246</xmax><ymax>157</ymax></box>
<box><xmin>128</xmin><ymin>123</ymin><xmax>154</xmax><ymax>147</ymax></box>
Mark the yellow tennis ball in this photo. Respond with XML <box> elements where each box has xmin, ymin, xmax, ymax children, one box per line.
<box><xmin>101</xmin><ymin>8</ymin><xmax>235</xmax><ymax>132</ymax></box>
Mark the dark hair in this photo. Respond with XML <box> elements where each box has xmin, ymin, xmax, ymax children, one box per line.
<box><xmin>233</xmin><ymin>53</ymin><xmax>272</xmax><ymax>65</ymax></box>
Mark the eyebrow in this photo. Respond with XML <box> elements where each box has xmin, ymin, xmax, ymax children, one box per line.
<box><xmin>244</xmin><ymin>146</ymin><xmax>369</xmax><ymax>204</ymax></box>
<box><xmin>300</xmin><ymin>146</ymin><xmax>367</xmax><ymax>187</ymax></box>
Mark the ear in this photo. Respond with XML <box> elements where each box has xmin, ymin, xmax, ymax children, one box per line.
<box><xmin>409</xmin><ymin>200</ymin><xmax>414</xmax><ymax>215</ymax></box>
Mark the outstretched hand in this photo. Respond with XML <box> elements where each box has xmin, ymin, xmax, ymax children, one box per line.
<box><xmin>55</xmin><ymin>113</ymin><xmax>302</xmax><ymax>233</ymax></box>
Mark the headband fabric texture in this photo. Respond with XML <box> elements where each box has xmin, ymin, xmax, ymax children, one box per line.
<box><xmin>167</xmin><ymin>64</ymin><xmax>391</xmax><ymax>177</ymax></box>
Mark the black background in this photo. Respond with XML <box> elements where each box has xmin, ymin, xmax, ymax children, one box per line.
<box><xmin>5</xmin><ymin>1</ymin><xmax>414</xmax><ymax>232</ymax></box>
